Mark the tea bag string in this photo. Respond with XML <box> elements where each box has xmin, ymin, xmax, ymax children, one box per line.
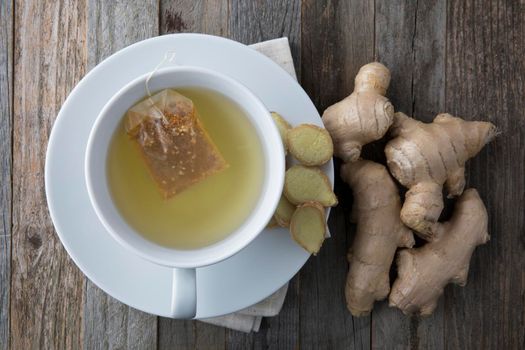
<box><xmin>145</xmin><ymin>50</ymin><xmax>177</xmax><ymax>120</ymax></box>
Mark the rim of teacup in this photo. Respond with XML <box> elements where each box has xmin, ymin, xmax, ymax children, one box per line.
<box><xmin>85</xmin><ymin>66</ymin><xmax>285</xmax><ymax>268</ymax></box>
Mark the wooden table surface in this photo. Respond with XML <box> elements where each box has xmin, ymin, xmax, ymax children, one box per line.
<box><xmin>1</xmin><ymin>1</ymin><xmax>524</xmax><ymax>349</ymax></box>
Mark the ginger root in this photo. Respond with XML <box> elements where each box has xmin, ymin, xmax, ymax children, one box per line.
<box><xmin>290</xmin><ymin>202</ymin><xmax>326</xmax><ymax>255</ymax></box>
<box><xmin>385</xmin><ymin>112</ymin><xmax>496</xmax><ymax>239</ymax></box>
<box><xmin>287</xmin><ymin>124</ymin><xmax>334</xmax><ymax>166</ymax></box>
<box><xmin>271</xmin><ymin>111</ymin><xmax>292</xmax><ymax>153</ymax></box>
<box><xmin>266</xmin><ymin>216</ymin><xmax>279</xmax><ymax>229</ymax></box>
<box><xmin>267</xmin><ymin>113</ymin><xmax>335</xmax><ymax>257</ymax></box>
<box><xmin>274</xmin><ymin>194</ymin><xmax>296</xmax><ymax>227</ymax></box>
<box><xmin>322</xmin><ymin>62</ymin><xmax>394</xmax><ymax>162</ymax></box>
<box><xmin>389</xmin><ymin>188</ymin><xmax>489</xmax><ymax>316</ymax></box>
<box><xmin>341</xmin><ymin>160</ymin><xmax>414</xmax><ymax>316</ymax></box>
<box><xmin>284</xmin><ymin>165</ymin><xmax>337</xmax><ymax>207</ymax></box>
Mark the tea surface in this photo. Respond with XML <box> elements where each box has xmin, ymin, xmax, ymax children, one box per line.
<box><xmin>107</xmin><ymin>87</ymin><xmax>265</xmax><ymax>249</ymax></box>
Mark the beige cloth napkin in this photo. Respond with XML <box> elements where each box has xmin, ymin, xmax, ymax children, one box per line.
<box><xmin>199</xmin><ymin>37</ymin><xmax>297</xmax><ymax>333</ymax></box>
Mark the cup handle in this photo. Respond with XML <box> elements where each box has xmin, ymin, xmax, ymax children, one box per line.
<box><xmin>171</xmin><ymin>268</ymin><xmax>197</xmax><ymax>319</ymax></box>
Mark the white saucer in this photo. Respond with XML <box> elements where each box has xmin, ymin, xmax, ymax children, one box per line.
<box><xmin>45</xmin><ymin>34</ymin><xmax>334</xmax><ymax>318</ymax></box>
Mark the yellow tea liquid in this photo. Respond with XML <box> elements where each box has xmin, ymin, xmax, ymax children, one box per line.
<box><xmin>107</xmin><ymin>87</ymin><xmax>264</xmax><ymax>249</ymax></box>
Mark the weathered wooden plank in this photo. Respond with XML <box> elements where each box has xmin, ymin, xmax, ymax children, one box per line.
<box><xmin>444</xmin><ymin>1</ymin><xmax>525</xmax><ymax>349</ymax></box>
<box><xmin>373</xmin><ymin>1</ymin><xmax>446</xmax><ymax>349</ymax></box>
<box><xmin>87</xmin><ymin>0</ymin><xmax>159</xmax><ymax>67</ymax></box>
<box><xmin>158</xmin><ymin>318</ymin><xmax>196</xmax><ymax>350</ymax></box>
<box><xmin>375</xmin><ymin>0</ymin><xmax>446</xmax><ymax>121</ymax></box>
<box><xmin>191</xmin><ymin>322</ymin><xmax>225</xmax><ymax>349</ymax></box>
<box><xmin>83</xmin><ymin>1</ymin><xmax>159</xmax><ymax>349</ymax></box>
<box><xmin>375</xmin><ymin>0</ymin><xmax>418</xmax><ymax>115</ymax></box>
<box><xmin>222</xmin><ymin>280</ymin><xmax>300</xmax><ymax>350</ymax></box>
<box><xmin>256</xmin><ymin>277</ymin><xmax>300</xmax><ymax>350</ymax></box>
<box><xmin>302</xmin><ymin>0</ymin><xmax>375</xmax><ymax>110</ymax></box>
<box><xmin>229</xmin><ymin>0</ymin><xmax>301</xmax><ymax>79</ymax></box>
<box><xmin>84</xmin><ymin>284</ymin><xmax>158</xmax><ymax>350</ymax></box>
<box><xmin>159</xmin><ymin>318</ymin><xmax>227</xmax><ymax>350</ymax></box>
<box><xmin>160</xmin><ymin>0</ymin><xmax>229</xmax><ymax>36</ymax></box>
<box><xmin>225</xmin><ymin>327</ymin><xmax>262</xmax><ymax>350</ymax></box>
<box><xmin>300</xmin><ymin>0</ymin><xmax>374</xmax><ymax>348</ymax></box>
<box><xmin>159</xmin><ymin>1</ymin><xmax>302</xmax><ymax>347</ymax></box>
<box><xmin>11</xmin><ymin>1</ymin><xmax>86</xmax><ymax>349</ymax></box>
<box><xmin>225</xmin><ymin>1</ymin><xmax>302</xmax><ymax>348</ymax></box>
<box><xmin>408</xmin><ymin>1</ymin><xmax>446</xmax><ymax>121</ymax></box>
<box><xmin>0</xmin><ymin>1</ymin><xmax>13</xmax><ymax>349</ymax></box>
<box><xmin>157</xmin><ymin>1</ymin><xmax>229</xmax><ymax>348</ymax></box>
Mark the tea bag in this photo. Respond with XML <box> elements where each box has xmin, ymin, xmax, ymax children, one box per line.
<box><xmin>125</xmin><ymin>89</ymin><xmax>228</xmax><ymax>198</ymax></box>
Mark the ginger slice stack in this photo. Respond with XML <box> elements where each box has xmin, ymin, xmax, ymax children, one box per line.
<box><xmin>267</xmin><ymin>112</ymin><xmax>336</xmax><ymax>255</ymax></box>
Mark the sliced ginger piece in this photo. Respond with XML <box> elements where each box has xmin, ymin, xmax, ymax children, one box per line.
<box><xmin>266</xmin><ymin>216</ymin><xmax>279</xmax><ymax>229</ymax></box>
<box><xmin>271</xmin><ymin>111</ymin><xmax>292</xmax><ymax>153</ymax></box>
<box><xmin>287</xmin><ymin>124</ymin><xmax>334</xmax><ymax>166</ymax></box>
<box><xmin>290</xmin><ymin>202</ymin><xmax>326</xmax><ymax>255</ymax></box>
<box><xmin>274</xmin><ymin>194</ymin><xmax>296</xmax><ymax>227</ymax></box>
<box><xmin>284</xmin><ymin>165</ymin><xmax>337</xmax><ymax>206</ymax></box>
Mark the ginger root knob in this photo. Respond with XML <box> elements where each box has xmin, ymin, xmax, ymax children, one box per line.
<box><xmin>385</xmin><ymin>112</ymin><xmax>496</xmax><ymax>239</ymax></box>
<box><xmin>341</xmin><ymin>160</ymin><xmax>414</xmax><ymax>316</ymax></box>
<box><xmin>322</xmin><ymin>62</ymin><xmax>394</xmax><ymax>162</ymax></box>
<box><xmin>389</xmin><ymin>189</ymin><xmax>490</xmax><ymax>316</ymax></box>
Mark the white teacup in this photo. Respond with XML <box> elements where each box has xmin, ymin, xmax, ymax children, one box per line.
<box><xmin>85</xmin><ymin>66</ymin><xmax>285</xmax><ymax>318</ymax></box>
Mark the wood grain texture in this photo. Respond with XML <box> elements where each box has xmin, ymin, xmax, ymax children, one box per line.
<box><xmin>11</xmin><ymin>1</ymin><xmax>86</xmax><ymax>349</ymax></box>
<box><xmin>227</xmin><ymin>1</ymin><xmax>302</xmax><ymax>348</ymax></box>
<box><xmin>444</xmin><ymin>1</ymin><xmax>525</xmax><ymax>349</ymax></box>
<box><xmin>158</xmin><ymin>1</ymin><xmax>229</xmax><ymax>347</ymax></box>
<box><xmin>158</xmin><ymin>319</ymin><xmax>195</xmax><ymax>350</ymax></box>
<box><xmin>83</xmin><ymin>1</ymin><xmax>159</xmax><ymax>349</ymax></box>
<box><xmin>375</xmin><ymin>0</ymin><xmax>418</xmax><ymax>115</ymax></box>
<box><xmin>87</xmin><ymin>0</ymin><xmax>159</xmax><ymax>67</ymax></box>
<box><xmin>229</xmin><ymin>0</ymin><xmax>301</xmax><ymax>79</ymax></box>
<box><xmin>373</xmin><ymin>1</ymin><xmax>446</xmax><ymax>349</ymax></box>
<box><xmin>159</xmin><ymin>1</ymin><xmax>300</xmax><ymax>349</ymax></box>
<box><xmin>160</xmin><ymin>0</ymin><xmax>229</xmax><ymax>36</ymax></box>
<box><xmin>159</xmin><ymin>319</ymin><xmax>229</xmax><ymax>350</ymax></box>
<box><xmin>159</xmin><ymin>0</ymin><xmax>300</xmax><ymax>348</ymax></box>
<box><xmin>0</xmin><ymin>1</ymin><xmax>12</xmax><ymax>349</ymax></box>
<box><xmin>260</xmin><ymin>278</ymin><xmax>300</xmax><ymax>349</ymax></box>
<box><xmin>300</xmin><ymin>1</ymin><xmax>373</xmax><ymax>348</ymax></box>
<box><xmin>159</xmin><ymin>2</ymin><xmax>302</xmax><ymax>347</ymax></box>
<box><xmin>375</xmin><ymin>0</ymin><xmax>446</xmax><ymax>121</ymax></box>
<box><xmin>4</xmin><ymin>2</ymin><xmax>525</xmax><ymax>349</ymax></box>
<box><xmin>84</xmin><ymin>285</ymin><xmax>157</xmax><ymax>350</ymax></box>
<box><xmin>301</xmin><ymin>0</ymin><xmax>374</xmax><ymax>109</ymax></box>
